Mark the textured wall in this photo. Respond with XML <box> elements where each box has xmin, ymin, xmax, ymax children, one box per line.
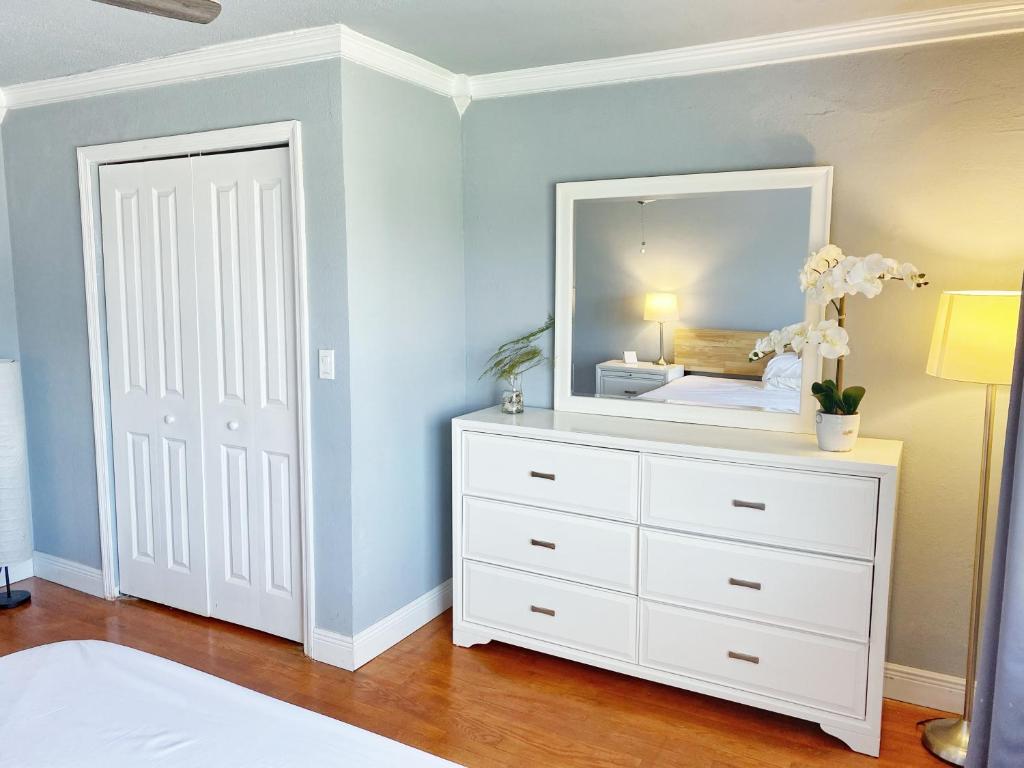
<box><xmin>1</xmin><ymin>61</ymin><xmax>355</xmax><ymax>634</ymax></box>
<box><xmin>0</xmin><ymin>141</ymin><xmax>17</xmax><ymax>360</ymax></box>
<box><xmin>571</xmin><ymin>190</ymin><xmax>809</xmax><ymax>394</ymax></box>
<box><xmin>340</xmin><ymin>63</ymin><xmax>465</xmax><ymax>633</ymax></box>
<box><xmin>462</xmin><ymin>36</ymin><xmax>1024</xmax><ymax>676</ymax></box>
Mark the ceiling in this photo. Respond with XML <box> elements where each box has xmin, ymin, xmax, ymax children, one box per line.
<box><xmin>0</xmin><ymin>0</ymin><xmax>997</xmax><ymax>87</ymax></box>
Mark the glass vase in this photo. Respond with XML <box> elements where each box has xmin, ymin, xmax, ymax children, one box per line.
<box><xmin>501</xmin><ymin>374</ymin><xmax>524</xmax><ymax>414</ymax></box>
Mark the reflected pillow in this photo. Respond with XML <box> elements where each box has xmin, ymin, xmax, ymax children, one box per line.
<box><xmin>763</xmin><ymin>351</ymin><xmax>803</xmax><ymax>381</ymax></box>
<box><xmin>765</xmin><ymin>376</ymin><xmax>801</xmax><ymax>391</ymax></box>
<box><xmin>763</xmin><ymin>352</ymin><xmax>803</xmax><ymax>390</ymax></box>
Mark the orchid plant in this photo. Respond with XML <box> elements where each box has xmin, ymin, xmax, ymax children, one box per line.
<box><xmin>749</xmin><ymin>245</ymin><xmax>928</xmax><ymax>415</ymax></box>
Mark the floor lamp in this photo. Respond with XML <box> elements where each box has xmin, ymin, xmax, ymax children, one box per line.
<box><xmin>922</xmin><ymin>290</ymin><xmax>1021</xmax><ymax>765</ymax></box>
<box><xmin>0</xmin><ymin>359</ymin><xmax>32</xmax><ymax>609</ymax></box>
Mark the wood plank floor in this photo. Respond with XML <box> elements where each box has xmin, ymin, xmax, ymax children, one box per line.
<box><xmin>1</xmin><ymin>577</ymin><xmax>949</xmax><ymax>767</ymax></box>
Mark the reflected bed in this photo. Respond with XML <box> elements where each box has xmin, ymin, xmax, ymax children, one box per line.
<box><xmin>637</xmin><ymin>374</ymin><xmax>800</xmax><ymax>413</ymax></box>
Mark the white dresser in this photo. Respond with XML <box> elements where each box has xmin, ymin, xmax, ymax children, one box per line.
<box><xmin>451</xmin><ymin>407</ymin><xmax>901</xmax><ymax>757</ymax></box>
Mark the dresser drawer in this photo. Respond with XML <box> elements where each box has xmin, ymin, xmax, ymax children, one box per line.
<box><xmin>463</xmin><ymin>561</ymin><xmax>638</xmax><ymax>661</ymax></box>
<box><xmin>640</xmin><ymin>530</ymin><xmax>873</xmax><ymax>640</ymax></box>
<box><xmin>463</xmin><ymin>433</ymin><xmax>639</xmax><ymax>521</ymax></box>
<box><xmin>640</xmin><ymin>601</ymin><xmax>868</xmax><ymax>717</ymax></box>
<box><xmin>464</xmin><ymin>497</ymin><xmax>638</xmax><ymax>592</ymax></box>
<box><xmin>642</xmin><ymin>455</ymin><xmax>878</xmax><ymax>558</ymax></box>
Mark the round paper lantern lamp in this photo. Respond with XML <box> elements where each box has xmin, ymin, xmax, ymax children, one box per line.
<box><xmin>0</xmin><ymin>359</ymin><xmax>32</xmax><ymax>608</ymax></box>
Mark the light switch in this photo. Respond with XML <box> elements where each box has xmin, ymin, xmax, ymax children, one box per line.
<box><xmin>318</xmin><ymin>349</ymin><xmax>335</xmax><ymax>380</ymax></box>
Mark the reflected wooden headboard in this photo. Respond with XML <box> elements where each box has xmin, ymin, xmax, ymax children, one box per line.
<box><xmin>673</xmin><ymin>328</ymin><xmax>769</xmax><ymax>377</ymax></box>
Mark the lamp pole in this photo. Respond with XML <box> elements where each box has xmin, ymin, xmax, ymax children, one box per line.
<box><xmin>922</xmin><ymin>383</ymin><xmax>998</xmax><ymax>764</ymax></box>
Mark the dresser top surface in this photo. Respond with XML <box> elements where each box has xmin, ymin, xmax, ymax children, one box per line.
<box><xmin>455</xmin><ymin>407</ymin><xmax>902</xmax><ymax>474</ymax></box>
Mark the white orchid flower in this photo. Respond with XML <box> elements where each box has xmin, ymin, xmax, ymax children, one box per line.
<box><xmin>815</xmin><ymin>319</ymin><xmax>850</xmax><ymax>359</ymax></box>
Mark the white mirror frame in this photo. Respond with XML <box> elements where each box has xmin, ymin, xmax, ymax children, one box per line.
<box><xmin>554</xmin><ymin>166</ymin><xmax>833</xmax><ymax>433</ymax></box>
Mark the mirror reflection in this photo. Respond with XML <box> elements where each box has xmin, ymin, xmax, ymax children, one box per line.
<box><xmin>571</xmin><ymin>188</ymin><xmax>813</xmax><ymax>413</ymax></box>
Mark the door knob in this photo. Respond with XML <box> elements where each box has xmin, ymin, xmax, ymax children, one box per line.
<box><xmin>227</xmin><ymin>420</ymin><xmax>240</xmax><ymax>431</ymax></box>
<box><xmin>163</xmin><ymin>415</ymin><xmax>176</xmax><ymax>425</ymax></box>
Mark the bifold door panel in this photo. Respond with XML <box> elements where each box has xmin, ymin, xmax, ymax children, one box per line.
<box><xmin>100</xmin><ymin>147</ymin><xmax>302</xmax><ymax>641</ymax></box>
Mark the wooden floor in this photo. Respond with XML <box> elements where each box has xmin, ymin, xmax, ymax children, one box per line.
<box><xmin>1</xmin><ymin>577</ymin><xmax>949</xmax><ymax>767</ymax></box>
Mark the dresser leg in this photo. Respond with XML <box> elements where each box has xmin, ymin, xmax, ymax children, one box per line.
<box><xmin>453</xmin><ymin>626</ymin><xmax>493</xmax><ymax>649</ymax></box>
<box><xmin>819</xmin><ymin>723</ymin><xmax>880</xmax><ymax>757</ymax></box>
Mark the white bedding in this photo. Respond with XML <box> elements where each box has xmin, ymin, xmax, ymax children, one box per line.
<box><xmin>0</xmin><ymin>640</ymin><xmax>458</xmax><ymax>767</ymax></box>
<box><xmin>637</xmin><ymin>374</ymin><xmax>800</xmax><ymax>413</ymax></box>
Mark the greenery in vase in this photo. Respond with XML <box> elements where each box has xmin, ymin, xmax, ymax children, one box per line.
<box><xmin>749</xmin><ymin>245</ymin><xmax>928</xmax><ymax>414</ymax></box>
<box><xmin>811</xmin><ymin>379</ymin><xmax>866</xmax><ymax>416</ymax></box>
<box><xmin>480</xmin><ymin>314</ymin><xmax>555</xmax><ymax>386</ymax></box>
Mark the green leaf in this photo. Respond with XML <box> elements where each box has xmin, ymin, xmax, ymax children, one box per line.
<box><xmin>479</xmin><ymin>315</ymin><xmax>555</xmax><ymax>382</ymax></box>
<box><xmin>841</xmin><ymin>386</ymin><xmax>866</xmax><ymax>415</ymax></box>
<box><xmin>811</xmin><ymin>379</ymin><xmax>842</xmax><ymax>414</ymax></box>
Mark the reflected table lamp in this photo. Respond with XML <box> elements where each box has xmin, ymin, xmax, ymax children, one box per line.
<box><xmin>922</xmin><ymin>290</ymin><xmax>1021</xmax><ymax>765</ymax></box>
<box><xmin>644</xmin><ymin>292</ymin><xmax>678</xmax><ymax>366</ymax></box>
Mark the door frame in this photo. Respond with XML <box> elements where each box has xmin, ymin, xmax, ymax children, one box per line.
<box><xmin>77</xmin><ymin>122</ymin><xmax>316</xmax><ymax>654</ymax></box>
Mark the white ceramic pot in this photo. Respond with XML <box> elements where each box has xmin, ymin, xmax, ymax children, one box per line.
<box><xmin>815</xmin><ymin>412</ymin><xmax>861</xmax><ymax>452</ymax></box>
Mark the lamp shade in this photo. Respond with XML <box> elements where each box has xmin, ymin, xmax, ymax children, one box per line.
<box><xmin>926</xmin><ymin>291</ymin><xmax>1021</xmax><ymax>385</ymax></box>
<box><xmin>643</xmin><ymin>292</ymin><xmax>679</xmax><ymax>323</ymax></box>
<box><xmin>0</xmin><ymin>359</ymin><xmax>32</xmax><ymax>565</ymax></box>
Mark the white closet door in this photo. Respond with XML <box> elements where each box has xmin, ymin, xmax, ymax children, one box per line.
<box><xmin>192</xmin><ymin>148</ymin><xmax>303</xmax><ymax>641</ymax></box>
<box><xmin>100</xmin><ymin>158</ymin><xmax>210</xmax><ymax>615</ymax></box>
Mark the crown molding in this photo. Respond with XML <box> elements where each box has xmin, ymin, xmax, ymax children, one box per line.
<box><xmin>468</xmin><ymin>2</ymin><xmax>1024</xmax><ymax>100</ymax></box>
<box><xmin>0</xmin><ymin>3</ymin><xmax>1021</xmax><ymax>113</ymax></box>
<box><xmin>0</xmin><ymin>23</ymin><xmax>457</xmax><ymax>110</ymax></box>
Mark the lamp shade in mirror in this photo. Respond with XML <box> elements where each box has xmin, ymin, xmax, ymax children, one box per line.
<box><xmin>926</xmin><ymin>290</ymin><xmax>1021</xmax><ymax>385</ymax></box>
<box><xmin>643</xmin><ymin>292</ymin><xmax>679</xmax><ymax>323</ymax></box>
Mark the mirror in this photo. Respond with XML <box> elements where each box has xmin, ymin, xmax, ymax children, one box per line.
<box><xmin>554</xmin><ymin>167</ymin><xmax>832</xmax><ymax>433</ymax></box>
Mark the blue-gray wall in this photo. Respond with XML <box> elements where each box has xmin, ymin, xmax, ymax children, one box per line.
<box><xmin>0</xmin><ymin>139</ymin><xmax>17</xmax><ymax>359</ymax></box>
<box><xmin>571</xmin><ymin>191</ymin><xmax>809</xmax><ymax>394</ymax></box>
<box><xmin>1</xmin><ymin>61</ymin><xmax>355</xmax><ymax>634</ymax></box>
<box><xmin>462</xmin><ymin>35</ymin><xmax>1024</xmax><ymax>676</ymax></box>
<box><xmin>340</xmin><ymin>64</ymin><xmax>464</xmax><ymax>633</ymax></box>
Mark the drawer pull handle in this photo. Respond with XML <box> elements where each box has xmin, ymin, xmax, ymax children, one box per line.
<box><xmin>624</xmin><ymin>390</ymin><xmax>638</xmax><ymax>396</ymax></box>
<box><xmin>728</xmin><ymin>650</ymin><xmax>760</xmax><ymax>665</ymax></box>
<box><xmin>530</xmin><ymin>538</ymin><xmax>556</xmax><ymax>550</ymax></box>
<box><xmin>732</xmin><ymin>499</ymin><xmax>766</xmax><ymax>511</ymax></box>
<box><xmin>728</xmin><ymin>577</ymin><xmax>762</xmax><ymax>591</ymax></box>
<box><xmin>530</xmin><ymin>471</ymin><xmax>556</xmax><ymax>481</ymax></box>
<box><xmin>530</xmin><ymin>605</ymin><xmax>556</xmax><ymax>617</ymax></box>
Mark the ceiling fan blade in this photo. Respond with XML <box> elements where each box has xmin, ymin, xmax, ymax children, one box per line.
<box><xmin>91</xmin><ymin>0</ymin><xmax>222</xmax><ymax>24</ymax></box>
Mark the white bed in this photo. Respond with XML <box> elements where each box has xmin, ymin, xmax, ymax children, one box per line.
<box><xmin>0</xmin><ymin>640</ymin><xmax>458</xmax><ymax>767</ymax></box>
<box><xmin>637</xmin><ymin>374</ymin><xmax>800</xmax><ymax>413</ymax></box>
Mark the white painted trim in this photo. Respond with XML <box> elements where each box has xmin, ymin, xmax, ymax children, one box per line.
<box><xmin>468</xmin><ymin>2</ymin><xmax>1024</xmax><ymax>99</ymax></box>
<box><xmin>32</xmin><ymin>551</ymin><xmax>105</xmax><ymax>598</ymax></box>
<box><xmin>1</xmin><ymin>25</ymin><xmax>456</xmax><ymax>110</ymax></box>
<box><xmin>310</xmin><ymin>627</ymin><xmax>355</xmax><ymax>671</ymax></box>
<box><xmin>5</xmin><ymin>558</ymin><xmax>34</xmax><ymax>584</ymax></box>
<box><xmin>884</xmin><ymin>662</ymin><xmax>965</xmax><ymax>714</ymax></box>
<box><xmin>352</xmin><ymin>579</ymin><xmax>453</xmax><ymax>669</ymax></box>
<box><xmin>0</xmin><ymin>4</ymin><xmax>1022</xmax><ymax>113</ymax></box>
<box><xmin>553</xmin><ymin>167</ymin><xmax>831</xmax><ymax>433</ymax></box>
<box><xmin>335</xmin><ymin>25</ymin><xmax>456</xmax><ymax>97</ymax></box>
<box><xmin>309</xmin><ymin>580</ymin><xmax>453</xmax><ymax>672</ymax></box>
<box><xmin>77</xmin><ymin>122</ymin><xmax>317</xmax><ymax>653</ymax></box>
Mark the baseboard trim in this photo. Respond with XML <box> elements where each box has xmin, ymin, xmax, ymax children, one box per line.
<box><xmin>883</xmin><ymin>662</ymin><xmax>965</xmax><ymax>714</ymax></box>
<box><xmin>310</xmin><ymin>627</ymin><xmax>355</xmax><ymax>671</ymax></box>
<box><xmin>310</xmin><ymin>579</ymin><xmax>453</xmax><ymax>672</ymax></box>
<box><xmin>353</xmin><ymin>579</ymin><xmax>453</xmax><ymax>669</ymax></box>
<box><xmin>32</xmin><ymin>551</ymin><xmax>106</xmax><ymax>599</ymax></box>
<box><xmin>4</xmin><ymin>558</ymin><xmax>34</xmax><ymax>584</ymax></box>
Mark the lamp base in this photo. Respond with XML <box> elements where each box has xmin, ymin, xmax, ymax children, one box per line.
<box><xmin>922</xmin><ymin>717</ymin><xmax>969</xmax><ymax>766</ymax></box>
<box><xmin>655</xmin><ymin>357</ymin><xmax>667</xmax><ymax>366</ymax></box>
<box><xmin>0</xmin><ymin>589</ymin><xmax>30</xmax><ymax>609</ymax></box>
